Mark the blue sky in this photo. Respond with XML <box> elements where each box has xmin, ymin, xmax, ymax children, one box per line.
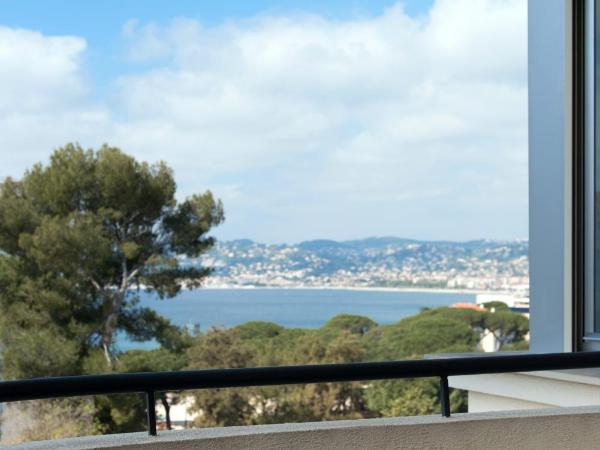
<box><xmin>0</xmin><ymin>1</ymin><xmax>433</xmax><ymax>32</ymax></box>
<box><xmin>0</xmin><ymin>0</ymin><xmax>432</xmax><ymax>98</ymax></box>
<box><xmin>0</xmin><ymin>0</ymin><xmax>527</xmax><ymax>244</ymax></box>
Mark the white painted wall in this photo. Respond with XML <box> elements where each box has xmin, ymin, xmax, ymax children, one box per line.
<box><xmin>450</xmin><ymin>369</ymin><xmax>600</xmax><ymax>413</ymax></box>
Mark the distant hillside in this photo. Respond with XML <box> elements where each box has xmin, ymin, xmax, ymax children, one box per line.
<box><xmin>190</xmin><ymin>237</ymin><xmax>529</xmax><ymax>291</ymax></box>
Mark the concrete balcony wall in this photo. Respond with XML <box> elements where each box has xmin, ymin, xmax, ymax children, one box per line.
<box><xmin>11</xmin><ymin>406</ymin><xmax>600</xmax><ymax>450</ymax></box>
<box><xmin>450</xmin><ymin>369</ymin><xmax>600</xmax><ymax>413</ymax></box>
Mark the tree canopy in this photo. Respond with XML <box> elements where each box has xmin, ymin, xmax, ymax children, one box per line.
<box><xmin>0</xmin><ymin>143</ymin><xmax>531</xmax><ymax>441</ymax></box>
<box><xmin>183</xmin><ymin>306</ymin><xmax>528</xmax><ymax>427</ymax></box>
<box><xmin>2</xmin><ymin>302</ymin><xmax>529</xmax><ymax>441</ymax></box>
<box><xmin>0</xmin><ymin>143</ymin><xmax>224</xmax><ymax>375</ymax></box>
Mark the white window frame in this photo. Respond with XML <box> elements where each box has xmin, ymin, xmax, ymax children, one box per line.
<box><xmin>528</xmin><ymin>0</ymin><xmax>577</xmax><ymax>352</ymax></box>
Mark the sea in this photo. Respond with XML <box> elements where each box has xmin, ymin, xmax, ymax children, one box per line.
<box><xmin>120</xmin><ymin>288</ymin><xmax>475</xmax><ymax>350</ymax></box>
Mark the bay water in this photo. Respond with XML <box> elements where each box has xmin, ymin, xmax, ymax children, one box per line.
<box><xmin>121</xmin><ymin>288</ymin><xmax>474</xmax><ymax>350</ymax></box>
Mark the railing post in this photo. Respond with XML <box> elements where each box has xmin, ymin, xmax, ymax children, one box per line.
<box><xmin>146</xmin><ymin>391</ymin><xmax>157</xmax><ymax>436</ymax></box>
<box><xmin>439</xmin><ymin>375</ymin><xmax>450</xmax><ymax>417</ymax></box>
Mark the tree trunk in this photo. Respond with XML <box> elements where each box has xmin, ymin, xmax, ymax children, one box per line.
<box><xmin>161</xmin><ymin>396</ymin><xmax>172</xmax><ymax>430</ymax></box>
<box><xmin>101</xmin><ymin>290</ymin><xmax>126</xmax><ymax>365</ymax></box>
<box><xmin>101</xmin><ymin>260</ymin><xmax>131</xmax><ymax>365</ymax></box>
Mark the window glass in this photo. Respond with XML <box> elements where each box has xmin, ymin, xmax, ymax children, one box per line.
<box><xmin>0</xmin><ymin>0</ymin><xmax>529</xmax><ymax>437</ymax></box>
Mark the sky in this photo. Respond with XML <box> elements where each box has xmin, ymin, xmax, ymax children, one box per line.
<box><xmin>0</xmin><ymin>0</ymin><xmax>527</xmax><ymax>244</ymax></box>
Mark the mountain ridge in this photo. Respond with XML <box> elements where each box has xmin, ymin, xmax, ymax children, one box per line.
<box><xmin>196</xmin><ymin>237</ymin><xmax>529</xmax><ymax>291</ymax></box>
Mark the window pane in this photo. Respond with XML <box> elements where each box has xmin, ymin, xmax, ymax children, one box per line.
<box><xmin>0</xmin><ymin>1</ymin><xmax>530</xmax><ymax>438</ymax></box>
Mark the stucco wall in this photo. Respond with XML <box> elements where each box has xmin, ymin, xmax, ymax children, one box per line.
<box><xmin>467</xmin><ymin>391</ymin><xmax>551</xmax><ymax>412</ymax></box>
<box><xmin>450</xmin><ymin>369</ymin><xmax>600</xmax><ymax>413</ymax></box>
<box><xmin>10</xmin><ymin>406</ymin><xmax>600</xmax><ymax>450</ymax></box>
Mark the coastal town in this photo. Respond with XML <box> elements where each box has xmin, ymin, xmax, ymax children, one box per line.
<box><xmin>190</xmin><ymin>237</ymin><xmax>529</xmax><ymax>293</ymax></box>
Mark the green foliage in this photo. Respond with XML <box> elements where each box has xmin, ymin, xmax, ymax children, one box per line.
<box><xmin>0</xmin><ymin>144</ymin><xmax>533</xmax><ymax>442</ymax></box>
<box><xmin>187</xmin><ymin>328</ymin><xmax>257</xmax><ymax>427</ymax></box>
<box><xmin>186</xmin><ymin>325</ymin><xmax>373</xmax><ymax>427</ymax></box>
<box><xmin>2</xmin><ymin>327</ymin><xmax>81</xmax><ymax>379</ymax></box>
<box><xmin>0</xmin><ymin>143</ymin><xmax>224</xmax><ymax>378</ymax></box>
<box><xmin>483</xmin><ymin>311</ymin><xmax>529</xmax><ymax>348</ymax></box>
<box><xmin>118</xmin><ymin>348</ymin><xmax>187</xmax><ymax>373</ymax></box>
<box><xmin>360</xmin><ymin>310</ymin><xmax>479</xmax><ymax>415</ymax></box>
<box><xmin>410</xmin><ymin>307</ymin><xmax>487</xmax><ymax>331</ymax></box>
<box><xmin>402</xmin><ymin>306</ymin><xmax>529</xmax><ymax>350</ymax></box>
<box><xmin>233</xmin><ymin>322</ymin><xmax>311</xmax><ymax>367</ymax></box>
<box><xmin>0</xmin><ymin>144</ymin><xmax>223</xmax><ymax>441</ymax></box>
<box><xmin>377</xmin><ymin>379</ymin><xmax>467</xmax><ymax>417</ymax></box>
<box><xmin>92</xmin><ymin>348</ymin><xmax>190</xmax><ymax>434</ymax></box>
<box><xmin>371</xmin><ymin>379</ymin><xmax>438</xmax><ymax>417</ymax></box>
<box><xmin>0</xmin><ymin>144</ymin><xmax>530</xmax><ymax>440</ymax></box>
<box><xmin>235</xmin><ymin>321</ymin><xmax>285</xmax><ymax>340</ymax></box>
<box><xmin>3</xmin><ymin>399</ymin><xmax>96</xmax><ymax>444</ymax></box>
<box><xmin>5</xmin><ymin>306</ymin><xmax>518</xmax><ymax>435</ymax></box>
<box><xmin>366</xmin><ymin>315</ymin><xmax>479</xmax><ymax>360</ymax></box>
<box><xmin>183</xmin><ymin>307</ymin><xmax>527</xmax><ymax>427</ymax></box>
<box><xmin>2</xmin><ymin>299</ymin><xmax>530</xmax><ymax>442</ymax></box>
<box><xmin>319</xmin><ymin>314</ymin><xmax>378</xmax><ymax>342</ymax></box>
<box><xmin>366</xmin><ymin>377</ymin><xmax>467</xmax><ymax>418</ymax></box>
<box><xmin>481</xmin><ymin>301</ymin><xmax>511</xmax><ymax>312</ymax></box>
<box><xmin>502</xmin><ymin>340</ymin><xmax>529</xmax><ymax>351</ymax></box>
<box><xmin>91</xmin><ymin>393</ymin><xmax>147</xmax><ymax>435</ymax></box>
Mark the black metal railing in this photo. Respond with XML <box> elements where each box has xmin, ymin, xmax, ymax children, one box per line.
<box><xmin>2</xmin><ymin>351</ymin><xmax>600</xmax><ymax>436</ymax></box>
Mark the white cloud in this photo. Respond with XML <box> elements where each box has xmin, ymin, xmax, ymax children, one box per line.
<box><xmin>0</xmin><ymin>0</ymin><xmax>528</xmax><ymax>242</ymax></box>
<box><xmin>0</xmin><ymin>27</ymin><xmax>86</xmax><ymax>113</ymax></box>
<box><xmin>0</xmin><ymin>26</ymin><xmax>111</xmax><ymax>174</ymax></box>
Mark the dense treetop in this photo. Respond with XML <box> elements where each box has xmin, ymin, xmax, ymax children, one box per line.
<box><xmin>0</xmin><ymin>143</ymin><xmax>224</xmax><ymax>375</ymax></box>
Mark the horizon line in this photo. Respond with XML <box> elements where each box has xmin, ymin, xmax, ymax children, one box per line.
<box><xmin>213</xmin><ymin>235</ymin><xmax>529</xmax><ymax>246</ymax></box>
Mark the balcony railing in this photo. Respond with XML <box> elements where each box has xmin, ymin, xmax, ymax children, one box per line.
<box><xmin>2</xmin><ymin>351</ymin><xmax>600</xmax><ymax>436</ymax></box>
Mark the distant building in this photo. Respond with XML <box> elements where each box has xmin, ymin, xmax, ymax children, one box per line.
<box><xmin>452</xmin><ymin>296</ymin><xmax>530</xmax><ymax>353</ymax></box>
<box><xmin>475</xmin><ymin>293</ymin><xmax>530</xmax><ymax>318</ymax></box>
<box><xmin>451</xmin><ymin>302</ymin><xmax>486</xmax><ymax>312</ymax></box>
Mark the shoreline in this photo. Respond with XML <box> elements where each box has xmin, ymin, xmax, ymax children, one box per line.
<box><xmin>198</xmin><ymin>285</ymin><xmax>516</xmax><ymax>296</ymax></box>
